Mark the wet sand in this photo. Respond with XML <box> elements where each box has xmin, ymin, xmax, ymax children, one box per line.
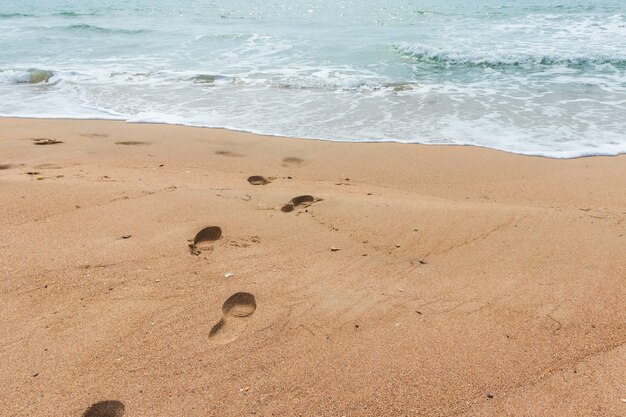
<box><xmin>0</xmin><ymin>117</ymin><xmax>625</xmax><ymax>416</ymax></box>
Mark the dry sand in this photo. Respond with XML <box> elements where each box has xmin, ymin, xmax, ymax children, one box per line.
<box><xmin>0</xmin><ymin>117</ymin><xmax>624</xmax><ymax>416</ymax></box>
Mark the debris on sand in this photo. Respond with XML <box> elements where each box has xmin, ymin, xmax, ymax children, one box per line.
<box><xmin>32</xmin><ymin>138</ymin><xmax>63</xmax><ymax>145</ymax></box>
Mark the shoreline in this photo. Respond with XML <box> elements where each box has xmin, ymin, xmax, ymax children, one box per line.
<box><xmin>1</xmin><ymin>117</ymin><xmax>625</xmax><ymax>416</ymax></box>
<box><xmin>2</xmin><ymin>115</ymin><xmax>624</xmax><ymax>159</ymax></box>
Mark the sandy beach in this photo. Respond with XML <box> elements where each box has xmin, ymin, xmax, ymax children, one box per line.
<box><xmin>0</xmin><ymin>117</ymin><xmax>624</xmax><ymax>416</ymax></box>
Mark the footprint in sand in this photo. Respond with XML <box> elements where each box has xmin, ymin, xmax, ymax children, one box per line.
<box><xmin>247</xmin><ymin>175</ymin><xmax>272</xmax><ymax>185</ymax></box>
<box><xmin>32</xmin><ymin>138</ymin><xmax>63</xmax><ymax>145</ymax></box>
<box><xmin>209</xmin><ymin>292</ymin><xmax>256</xmax><ymax>343</ymax></box>
<box><xmin>34</xmin><ymin>163</ymin><xmax>62</xmax><ymax>170</ymax></box>
<box><xmin>82</xmin><ymin>401</ymin><xmax>125</xmax><ymax>417</ymax></box>
<box><xmin>0</xmin><ymin>164</ymin><xmax>11</xmax><ymax>170</ymax></box>
<box><xmin>189</xmin><ymin>226</ymin><xmax>222</xmax><ymax>255</ymax></box>
<box><xmin>215</xmin><ymin>150</ymin><xmax>243</xmax><ymax>157</ymax></box>
<box><xmin>281</xmin><ymin>157</ymin><xmax>303</xmax><ymax>167</ymax></box>
<box><xmin>114</xmin><ymin>141</ymin><xmax>149</xmax><ymax>146</ymax></box>
<box><xmin>81</xmin><ymin>133</ymin><xmax>109</xmax><ymax>138</ymax></box>
<box><xmin>281</xmin><ymin>195</ymin><xmax>316</xmax><ymax>212</ymax></box>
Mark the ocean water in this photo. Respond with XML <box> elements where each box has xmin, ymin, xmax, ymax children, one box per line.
<box><xmin>1</xmin><ymin>0</ymin><xmax>625</xmax><ymax>157</ymax></box>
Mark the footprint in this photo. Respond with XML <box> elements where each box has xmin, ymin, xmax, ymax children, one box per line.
<box><xmin>32</xmin><ymin>138</ymin><xmax>62</xmax><ymax>145</ymax></box>
<box><xmin>82</xmin><ymin>401</ymin><xmax>125</xmax><ymax>417</ymax></box>
<box><xmin>189</xmin><ymin>226</ymin><xmax>222</xmax><ymax>255</ymax></box>
<box><xmin>81</xmin><ymin>133</ymin><xmax>109</xmax><ymax>138</ymax></box>
<box><xmin>115</xmin><ymin>141</ymin><xmax>149</xmax><ymax>146</ymax></box>
<box><xmin>0</xmin><ymin>164</ymin><xmax>11</xmax><ymax>170</ymax></box>
<box><xmin>209</xmin><ymin>292</ymin><xmax>256</xmax><ymax>343</ymax></box>
<box><xmin>215</xmin><ymin>150</ymin><xmax>243</xmax><ymax>157</ymax></box>
<box><xmin>281</xmin><ymin>195</ymin><xmax>315</xmax><ymax>213</ymax></box>
<box><xmin>247</xmin><ymin>175</ymin><xmax>272</xmax><ymax>185</ymax></box>
<box><xmin>282</xmin><ymin>157</ymin><xmax>303</xmax><ymax>167</ymax></box>
<box><xmin>34</xmin><ymin>163</ymin><xmax>62</xmax><ymax>169</ymax></box>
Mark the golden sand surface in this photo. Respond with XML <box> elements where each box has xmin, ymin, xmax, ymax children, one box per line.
<box><xmin>0</xmin><ymin>118</ymin><xmax>625</xmax><ymax>416</ymax></box>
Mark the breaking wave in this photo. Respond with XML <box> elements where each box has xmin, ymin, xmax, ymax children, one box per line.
<box><xmin>395</xmin><ymin>44</ymin><xmax>626</xmax><ymax>68</ymax></box>
<box><xmin>0</xmin><ymin>69</ymin><xmax>56</xmax><ymax>84</ymax></box>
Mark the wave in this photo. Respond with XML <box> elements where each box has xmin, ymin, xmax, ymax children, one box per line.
<box><xmin>0</xmin><ymin>11</ymin><xmax>102</xmax><ymax>19</ymax></box>
<box><xmin>0</xmin><ymin>12</ymin><xmax>32</xmax><ymax>18</ymax></box>
<box><xmin>0</xmin><ymin>69</ymin><xmax>55</xmax><ymax>84</ymax></box>
<box><xmin>192</xmin><ymin>74</ymin><xmax>232</xmax><ymax>84</ymax></box>
<box><xmin>394</xmin><ymin>44</ymin><xmax>626</xmax><ymax>68</ymax></box>
<box><xmin>191</xmin><ymin>73</ymin><xmax>420</xmax><ymax>92</ymax></box>
<box><xmin>265</xmin><ymin>79</ymin><xmax>421</xmax><ymax>92</ymax></box>
<box><xmin>6</xmin><ymin>68</ymin><xmax>410</xmax><ymax>93</ymax></box>
<box><xmin>65</xmin><ymin>23</ymin><xmax>147</xmax><ymax>35</ymax></box>
<box><xmin>54</xmin><ymin>11</ymin><xmax>98</xmax><ymax>17</ymax></box>
<box><xmin>412</xmin><ymin>10</ymin><xmax>440</xmax><ymax>16</ymax></box>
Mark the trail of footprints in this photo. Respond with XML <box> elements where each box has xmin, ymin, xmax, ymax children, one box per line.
<box><xmin>193</xmin><ymin>172</ymin><xmax>316</xmax><ymax>343</ymax></box>
<box><xmin>78</xmin><ymin>164</ymin><xmax>313</xmax><ymax>415</ymax></box>
<box><xmin>189</xmin><ymin>226</ymin><xmax>257</xmax><ymax>342</ymax></box>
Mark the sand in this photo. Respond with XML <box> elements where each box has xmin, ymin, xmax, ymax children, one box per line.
<box><xmin>0</xmin><ymin>117</ymin><xmax>624</xmax><ymax>416</ymax></box>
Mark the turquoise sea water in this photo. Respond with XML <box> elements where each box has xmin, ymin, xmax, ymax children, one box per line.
<box><xmin>1</xmin><ymin>0</ymin><xmax>625</xmax><ymax>157</ymax></box>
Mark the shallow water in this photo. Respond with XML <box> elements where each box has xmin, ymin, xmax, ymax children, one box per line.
<box><xmin>1</xmin><ymin>0</ymin><xmax>625</xmax><ymax>157</ymax></box>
